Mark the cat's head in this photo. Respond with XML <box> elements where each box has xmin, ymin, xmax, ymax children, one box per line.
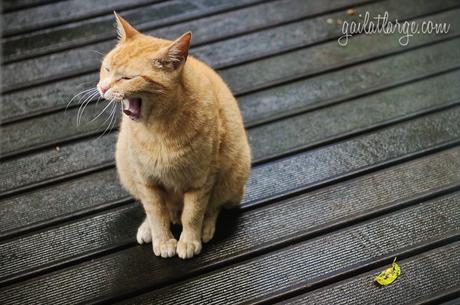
<box><xmin>98</xmin><ymin>12</ymin><xmax>191</xmax><ymax>122</ymax></box>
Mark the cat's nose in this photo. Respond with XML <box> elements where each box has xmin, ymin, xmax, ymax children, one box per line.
<box><xmin>100</xmin><ymin>86</ymin><xmax>109</xmax><ymax>94</ymax></box>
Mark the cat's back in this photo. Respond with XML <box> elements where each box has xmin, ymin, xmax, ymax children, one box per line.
<box><xmin>187</xmin><ymin>57</ymin><xmax>251</xmax><ymax>167</ymax></box>
<box><xmin>187</xmin><ymin>57</ymin><xmax>246</xmax><ymax>132</ymax></box>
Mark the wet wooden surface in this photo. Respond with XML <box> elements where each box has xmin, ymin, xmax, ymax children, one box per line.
<box><xmin>1</xmin><ymin>0</ymin><xmax>459</xmax><ymax>304</ymax></box>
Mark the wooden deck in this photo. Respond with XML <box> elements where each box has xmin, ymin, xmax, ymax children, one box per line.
<box><xmin>1</xmin><ymin>0</ymin><xmax>460</xmax><ymax>304</ymax></box>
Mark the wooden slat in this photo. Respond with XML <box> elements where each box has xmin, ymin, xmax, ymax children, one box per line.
<box><xmin>3</xmin><ymin>39</ymin><xmax>460</xmax><ymax>157</ymax></box>
<box><xmin>248</xmin><ymin>69</ymin><xmax>460</xmax><ymax>161</ymax></box>
<box><xmin>1</xmin><ymin>0</ymin><xmax>190</xmax><ymax>37</ymax></box>
<box><xmin>2</xmin><ymin>101</ymin><xmax>460</xmax><ymax>240</ymax></box>
<box><xmin>2</xmin><ymin>0</ymin><xmax>459</xmax><ymax>304</ymax></box>
<box><xmin>115</xmin><ymin>201</ymin><xmax>460</xmax><ymax>305</ymax></box>
<box><xmin>2</xmin><ymin>142</ymin><xmax>460</xmax><ymax>284</ymax></box>
<box><xmin>242</xmin><ymin>107</ymin><xmax>460</xmax><ymax>206</ymax></box>
<box><xmin>2</xmin><ymin>91</ymin><xmax>460</xmax><ymax>196</ymax></box>
<box><xmin>2</xmin><ymin>0</ymin><xmax>62</xmax><ymax>13</ymax></box>
<box><xmin>2</xmin><ymin>0</ymin><xmax>458</xmax><ymax>92</ymax></box>
<box><xmin>1</xmin><ymin>0</ymin><xmax>373</xmax><ymax>91</ymax></box>
<box><xmin>239</xmin><ymin>50</ymin><xmax>460</xmax><ymax>127</ymax></box>
<box><xmin>3</xmin><ymin>7</ymin><xmax>459</xmax><ymax>124</ymax></box>
<box><xmin>1</xmin><ymin>191</ymin><xmax>458</xmax><ymax>304</ymax></box>
<box><xmin>2</xmin><ymin>0</ymin><xmax>365</xmax><ymax>63</ymax></box>
<box><xmin>0</xmin><ymin>168</ymin><xmax>129</xmax><ymax>239</ymax></box>
<box><xmin>0</xmin><ymin>0</ymin><xmax>369</xmax><ymax>123</ymax></box>
<box><xmin>278</xmin><ymin>243</ymin><xmax>460</xmax><ymax>305</ymax></box>
<box><xmin>438</xmin><ymin>296</ymin><xmax>460</xmax><ymax>305</ymax></box>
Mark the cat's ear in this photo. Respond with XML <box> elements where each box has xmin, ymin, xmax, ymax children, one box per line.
<box><xmin>114</xmin><ymin>11</ymin><xmax>139</xmax><ymax>42</ymax></box>
<box><xmin>154</xmin><ymin>32</ymin><xmax>192</xmax><ymax>70</ymax></box>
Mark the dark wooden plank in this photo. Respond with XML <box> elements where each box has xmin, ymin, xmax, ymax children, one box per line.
<box><xmin>3</xmin><ymin>0</ymin><xmax>458</xmax><ymax>92</ymax></box>
<box><xmin>242</xmin><ymin>107</ymin><xmax>460</xmax><ymax>206</ymax></box>
<box><xmin>239</xmin><ymin>51</ymin><xmax>460</xmax><ymax>127</ymax></box>
<box><xmin>1</xmin><ymin>0</ymin><xmax>167</xmax><ymax>37</ymax></box>
<box><xmin>0</xmin><ymin>168</ymin><xmax>129</xmax><ymax>239</ymax></box>
<box><xmin>2</xmin><ymin>0</ymin><xmax>365</xmax><ymax>63</ymax></box>
<box><xmin>3</xmin><ymin>7</ymin><xmax>459</xmax><ymax>124</ymax></box>
<box><xmin>0</xmin><ymin>133</ymin><xmax>115</xmax><ymax>195</ymax></box>
<box><xmin>0</xmin><ymin>0</ymin><xmax>372</xmax><ymax>91</ymax></box>
<box><xmin>2</xmin><ymin>142</ymin><xmax>460</xmax><ymax>284</ymax></box>
<box><xmin>0</xmin><ymin>0</ymin><xmax>369</xmax><ymax>123</ymax></box>
<box><xmin>0</xmin><ymin>204</ymin><xmax>141</xmax><ymax>284</ymax></box>
<box><xmin>248</xmin><ymin>69</ymin><xmax>460</xmax><ymax>161</ymax></box>
<box><xmin>1</xmin><ymin>191</ymin><xmax>458</xmax><ymax>304</ymax></box>
<box><xmin>277</xmin><ymin>243</ymin><xmax>460</xmax><ymax>305</ymax></box>
<box><xmin>437</xmin><ymin>296</ymin><xmax>460</xmax><ymax>305</ymax></box>
<box><xmin>2</xmin><ymin>0</ymin><xmax>63</xmax><ymax>13</ymax></box>
<box><xmin>3</xmin><ymin>39</ymin><xmax>460</xmax><ymax>157</ymax></box>
<box><xmin>2</xmin><ymin>89</ymin><xmax>460</xmax><ymax>197</ymax></box>
<box><xmin>113</xmin><ymin>200</ymin><xmax>460</xmax><ymax>305</ymax></box>
<box><xmin>2</xmin><ymin>102</ymin><xmax>460</xmax><ymax>240</ymax></box>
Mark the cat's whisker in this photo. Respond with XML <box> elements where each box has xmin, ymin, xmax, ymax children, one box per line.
<box><xmin>66</xmin><ymin>88</ymin><xmax>96</xmax><ymax>112</ymax></box>
<box><xmin>72</xmin><ymin>89</ymin><xmax>97</xmax><ymax>123</ymax></box>
<box><xmin>95</xmin><ymin>95</ymin><xmax>102</xmax><ymax>106</ymax></box>
<box><xmin>98</xmin><ymin>102</ymin><xmax>118</xmax><ymax>139</ymax></box>
<box><xmin>89</xmin><ymin>50</ymin><xmax>105</xmax><ymax>57</ymax></box>
<box><xmin>102</xmin><ymin>101</ymin><xmax>119</xmax><ymax>127</ymax></box>
<box><xmin>76</xmin><ymin>94</ymin><xmax>91</xmax><ymax>125</ymax></box>
<box><xmin>76</xmin><ymin>91</ymin><xmax>98</xmax><ymax>126</ymax></box>
<box><xmin>110</xmin><ymin>103</ymin><xmax>120</xmax><ymax>131</ymax></box>
<box><xmin>91</xmin><ymin>99</ymin><xmax>114</xmax><ymax>122</ymax></box>
<box><xmin>76</xmin><ymin>91</ymin><xmax>99</xmax><ymax>126</ymax></box>
<box><xmin>101</xmin><ymin>102</ymin><xmax>117</xmax><ymax>136</ymax></box>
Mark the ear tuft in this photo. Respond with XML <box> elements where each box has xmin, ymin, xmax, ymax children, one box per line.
<box><xmin>114</xmin><ymin>11</ymin><xmax>139</xmax><ymax>43</ymax></box>
<box><xmin>154</xmin><ymin>32</ymin><xmax>192</xmax><ymax>70</ymax></box>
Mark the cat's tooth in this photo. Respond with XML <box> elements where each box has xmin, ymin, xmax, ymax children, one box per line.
<box><xmin>122</xmin><ymin>99</ymin><xmax>129</xmax><ymax>109</ymax></box>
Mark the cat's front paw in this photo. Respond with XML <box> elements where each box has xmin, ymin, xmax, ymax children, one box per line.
<box><xmin>177</xmin><ymin>237</ymin><xmax>202</xmax><ymax>259</ymax></box>
<box><xmin>153</xmin><ymin>238</ymin><xmax>177</xmax><ymax>258</ymax></box>
<box><xmin>136</xmin><ymin>219</ymin><xmax>152</xmax><ymax>244</ymax></box>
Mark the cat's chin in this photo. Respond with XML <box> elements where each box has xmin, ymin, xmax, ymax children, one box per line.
<box><xmin>122</xmin><ymin>98</ymin><xmax>142</xmax><ymax>121</ymax></box>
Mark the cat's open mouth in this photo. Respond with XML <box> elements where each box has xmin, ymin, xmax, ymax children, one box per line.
<box><xmin>122</xmin><ymin>98</ymin><xmax>142</xmax><ymax>121</ymax></box>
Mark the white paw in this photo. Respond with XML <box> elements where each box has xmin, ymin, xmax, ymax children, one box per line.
<box><xmin>153</xmin><ymin>238</ymin><xmax>177</xmax><ymax>258</ymax></box>
<box><xmin>202</xmin><ymin>223</ymin><xmax>215</xmax><ymax>243</ymax></box>
<box><xmin>177</xmin><ymin>238</ymin><xmax>202</xmax><ymax>259</ymax></box>
<box><xmin>136</xmin><ymin>220</ymin><xmax>152</xmax><ymax>244</ymax></box>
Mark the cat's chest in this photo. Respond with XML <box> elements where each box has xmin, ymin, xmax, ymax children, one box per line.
<box><xmin>133</xmin><ymin>139</ymin><xmax>187</xmax><ymax>171</ymax></box>
<box><xmin>130</xmin><ymin>138</ymin><xmax>193</xmax><ymax>180</ymax></box>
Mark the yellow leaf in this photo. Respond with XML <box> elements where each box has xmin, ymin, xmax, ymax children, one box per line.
<box><xmin>374</xmin><ymin>257</ymin><xmax>401</xmax><ymax>286</ymax></box>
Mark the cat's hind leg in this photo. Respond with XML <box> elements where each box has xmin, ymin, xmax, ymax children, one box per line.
<box><xmin>201</xmin><ymin>182</ymin><xmax>245</xmax><ymax>243</ymax></box>
<box><xmin>202</xmin><ymin>206</ymin><xmax>219</xmax><ymax>243</ymax></box>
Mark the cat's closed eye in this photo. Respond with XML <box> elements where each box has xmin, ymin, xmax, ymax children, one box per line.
<box><xmin>121</xmin><ymin>76</ymin><xmax>133</xmax><ymax>80</ymax></box>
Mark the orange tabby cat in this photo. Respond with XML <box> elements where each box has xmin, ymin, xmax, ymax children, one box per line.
<box><xmin>97</xmin><ymin>13</ymin><xmax>251</xmax><ymax>259</ymax></box>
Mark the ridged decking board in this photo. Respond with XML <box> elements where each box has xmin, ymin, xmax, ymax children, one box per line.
<box><xmin>3</xmin><ymin>7</ymin><xmax>460</xmax><ymax>124</ymax></box>
<box><xmin>2</xmin><ymin>0</ymin><xmax>162</xmax><ymax>36</ymax></box>
<box><xmin>1</xmin><ymin>0</ymin><xmax>459</xmax><ymax>304</ymax></box>
<box><xmin>3</xmin><ymin>0</ymin><xmax>368</xmax><ymax>62</ymax></box>
<box><xmin>2</xmin><ymin>0</ymin><xmax>59</xmax><ymax>13</ymax></box>
<box><xmin>114</xmin><ymin>198</ymin><xmax>460</xmax><ymax>305</ymax></box>
<box><xmin>3</xmin><ymin>0</ymin><xmax>460</xmax><ymax>92</ymax></box>
<box><xmin>1</xmin><ymin>192</ymin><xmax>459</xmax><ymax>304</ymax></box>
<box><xmin>2</xmin><ymin>146</ymin><xmax>460</xmax><ymax>285</ymax></box>
<box><xmin>3</xmin><ymin>42</ymin><xmax>460</xmax><ymax>158</ymax></box>
<box><xmin>279</xmin><ymin>243</ymin><xmax>460</xmax><ymax>305</ymax></box>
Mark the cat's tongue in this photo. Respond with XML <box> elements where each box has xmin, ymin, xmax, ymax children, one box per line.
<box><xmin>122</xmin><ymin>98</ymin><xmax>141</xmax><ymax>121</ymax></box>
